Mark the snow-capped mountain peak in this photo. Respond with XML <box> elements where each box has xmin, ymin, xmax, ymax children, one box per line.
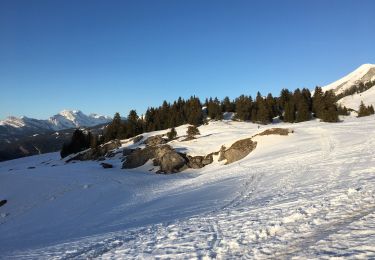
<box><xmin>322</xmin><ymin>63</ymin><xmax>375</xmax><ymax>95</ymax></box>
<box><xmin>48</xmin><ymin>110</ymin><xmax>111</xmax><ymax>130</ymax></box>
<box><xmin>0</xmin><ymin>110</ymin><xmax>112</xmax><ymax>133</ymax></box>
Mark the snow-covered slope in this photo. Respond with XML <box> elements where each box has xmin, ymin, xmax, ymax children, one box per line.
<box><xmin>338</xmin><ymin>87</ymin><xmax>375</xmax><ymax>110</ymax></box>
<box><xmin>1</xmin><ymin>116</ymin><xmax>375</xmax><ymax>259</ymax></box>
<box><xmin>322</xmin><ymin>63</ymin><xmax>375</xmax><ymax>95</ymax></box>
<box><xmin>0</xmin><ymin>110</ymin><xmax>111</xmax><ymax>132</ymax></box>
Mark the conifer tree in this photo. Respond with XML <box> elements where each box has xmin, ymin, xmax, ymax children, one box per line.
<box><xmin>312</xmin><ymin>87</ymin><xmax>324</xmax><ymax>118</ymax></box>
<box><xmin>358</xmin><ymin>101</ymin><xmax>375</xmax><ymax>117</ymax></box>
<box><xmin>256</xmin><ymin>93</ymin><xmax>271</xmax><ymax>124</ymax></box>
<box><xmin>234</xmin><ymin>95</ymin><xmax>252</xmax><ymax>121</ymax></box>
<box><xmin>221</xmin><ymin>96</ymin><xmax>235</xmax><ymax>112</ymax></box>
<box><xmin>284</xmin><ymin>101</ymin><xmax>296</xmax><ymax>123</ymax></box>
<box><xmin>167</xmin><ymin>127</ymin><xmax>177</xmax><ymax>140</ymax></box>
<box><xmin>321</xmin><ymin>90</ymin><xmax>339</xmax><ymax>122</ymax></box>
<box><xmin>187</xmin><ymin>125</ymin><xmax>200</xmax><ymax>138</ymax></box>
<box><xmin>296</xmin><ymin>97</ymin><xmax>310</xmax><ymax>122</ymax></box>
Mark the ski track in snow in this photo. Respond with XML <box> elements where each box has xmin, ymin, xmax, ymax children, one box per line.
<box><xmin>1</xmin><ymin>116</ymin><xmax>375</xmax><ymax>259</ymax></box>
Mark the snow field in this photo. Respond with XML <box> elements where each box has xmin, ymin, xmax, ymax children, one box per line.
<box><xmin>0</xmin><ymin>116</ymin><xmax>374</xmax><ymax>259</ymax></box>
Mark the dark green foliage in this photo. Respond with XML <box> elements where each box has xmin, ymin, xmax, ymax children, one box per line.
<box><xmin>60</xmin><ymin>129</ymin><xmax>93</xmax><ymax>158</ymax></box>
<box><xmin>104</xmin><ymin>112</ymin><xmax>126</xmax><ymax>141</ymax></box>
<box><xmin>357</xmin><ymin>101</ymin><xmax>375</xmax><ymax>117</ymax></box>
<box><xmin>283</xmin><ymin>101</ymin><xmax>296</xmax><ymax>123</ymax></box>
<box><xmin>312</xmin><ymin>87</ymin><xmax>324</xmax><ymax>118</ymax></box>
<box><xmin>234</xmin><ymin>95</ymin><xmax>252</xmax><ymax>121</ymax></box>
<box><xmin>187</xmin><ymin>125</ymin><xmax>200</xmax><ymax>138</ymax></box>
<box><xmin>126</xmin><ymin>110</ymin><xmax>143</xmax><ymax>137</ymax></box>
<box><xmin>312</xmin><ymin>88</ymin><xmax>339</xmax><ymax>122</ymax></box>
<box><xmin>255</xmin><ymin>92</ymin><xmax>272</xmax><ymax>124</ymax></box>
<box><xmin>186</xmin><ymin>96</ymin><xmax>204</xmax><ymax>126</ymax></box>
<box><xmin>98</xmin><ymin>83</ymin><xmax>342</xmax><ymax>145</ymax></box>
<box><xmin>221</xmin><ymin>96</ymin><xmax>235</xmax><ymax>112</ymax></box>
<box><xmin>335</xmin><ymin>80</ymin><xmax>375</xmax><ymax>101</ymax></box>
<box><xmin>167</xmin><ymin>127</ymin><xmax>177</xmax><ymax>140</ymax></box>
<box><xmin>295</xmin><ymin>88</ymin><xmax>311</xmax><ymax>122</ymax></box>
<box><xmin>337</xmin><ymin>105</ymin><xmax>350</xmax><ymax>116</ymax></box>
<box><xmin>296</xmin><ymin>98</ymin><xmax>310</xmax><ymax>122</ymax></box>
<box><xmin>207</xmin><ymin>97</ymin><xmax>223</xmax><ymax>120</ymax></box>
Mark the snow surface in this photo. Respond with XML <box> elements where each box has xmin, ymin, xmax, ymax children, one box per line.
<box><xmin>338</xmin><ymin>86</ymin><xmax>375</xmax><ymax>110</ymax></box>
<box><xmin>322</xmin><ymin>63</ymin><xmax>375</xmax><ymax>95</ymax></box>
<box><xmin>1</xmin><ymin>116</ymin><xmax>375</xmax><ymax>259</ymax></box>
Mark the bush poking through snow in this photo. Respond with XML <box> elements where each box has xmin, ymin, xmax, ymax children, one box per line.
<box><xmin>167</xmin><ymin>127</ymin><xmax>177</xmax><ymax>140</ymax></box>
<box><xmin>187</xmin><ymin>125</ymin><xmax>200</xmax><ymax>139</ymax></box>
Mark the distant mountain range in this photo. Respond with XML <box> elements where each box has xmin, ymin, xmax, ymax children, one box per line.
<box><xmin>0</xmin><ymin>110</ymin><xmax>112</xmax><ymax>162</ymax></box>
<box><xmin>0</xmin><ymin>110</ymin><xmax>111</xmax><ymax>142</ymax></box>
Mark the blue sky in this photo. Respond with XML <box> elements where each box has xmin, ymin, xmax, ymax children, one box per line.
<box><xmin>0</xmin><ymin>0</ymin><xmax>374</xmax><ymax>119</ymax></box>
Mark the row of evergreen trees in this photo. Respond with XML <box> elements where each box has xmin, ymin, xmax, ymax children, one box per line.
<box><xmin>335</xmin><ymin>80</ymin><xmax>375</xmax><ymax>101</ymax></box>
<box><xmin>358</xmin><ymin>101</ymin><xmax>375</xmax><ymax>117</ymax></box>
<box><xmin>61</xmin><ymin>129</ymin><xmax>100</xmax><ymax>158</ymax></box>
<box><xmin>101</xmin><ymin>86</ymin><xmax>341</xmax><ymax>142</ymax></box>
<box><xmin>63</xmin><ymin>83</ymin><xmax>375</xmax><ymax>158</ymax></box>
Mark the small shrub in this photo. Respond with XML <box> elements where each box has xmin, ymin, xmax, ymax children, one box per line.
<box><xmin>187</xmin><ymin>125</ymin><xmax>200</xmax><ymax>138</ymax></box>
<box><xmin>167</xmin><ymin>127</ymin><xmax>177</xmax><ymax>140</ymax></box>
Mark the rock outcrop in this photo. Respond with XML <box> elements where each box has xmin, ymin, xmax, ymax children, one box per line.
<box><xmin>100</xmin><ymin>162</ymin><xmax>113</xmax><ymax>169</ymax></box>
<box><xmin>144</xmin><ymin>135</ymin><xmax>167</xmax><ymax>146</ymax></box>
<box><xmin>187</xmin><ymin>154</ymin><xmax>213</xmax><ymax>169</ymax></box>
<box><xmin>67</xmin><ymin>139</ymin><xmax>121</xmax><ymax>162</ymax></box>
<box><xmin>131</xmin><ymin>135</ymin><xmax>144</xmax><ymax>144</ymax></box>
<box><xmin>123</xmin><ymin>145</ymin><xmax>187</xmax><ymax>173</ymax></box>
<box><xmin>219</xmin><ymin>138</ymin><xmax>257</xmax><ymax>164</ymax></box>
<box><xmin>257</xmin><ymin>128</ymin><xmax>292</xmax><ymax>136</ymax></box>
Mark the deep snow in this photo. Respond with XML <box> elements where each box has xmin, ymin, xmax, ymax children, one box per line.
<box><xmin>0</xmin><ymin>116</ymin><xmax>374</xmax><ymax>259</ymax></box>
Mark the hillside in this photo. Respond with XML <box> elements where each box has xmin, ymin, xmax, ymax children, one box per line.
<box><xmin>1</xmin><ymin>115</ymin><xmax>374</xmax><ymax>259</ymax></box>
<box><xmin>321</xmin><ymin>64</ymin><xmax>375</xmax><ymax>110</ymax></box>
<box><xmin>322</xmin><ymin>63</ymin><xmax>375</xmax><ymax>95</ymax></box>
<box><xmin>338</xmin><ymin>87</ymin><xmax>375</xmax><ymax>110</ymax></box>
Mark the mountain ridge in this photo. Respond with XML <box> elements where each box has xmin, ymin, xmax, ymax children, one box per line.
<box><xmin>322</xmin><ymin>63</ymin><xmax>375</xmax><ymax>95</ymax></box>
<box><xmin>0</xmin><ymin>110</ymin><xmax>112</xmax><ymax>132</ymax></box>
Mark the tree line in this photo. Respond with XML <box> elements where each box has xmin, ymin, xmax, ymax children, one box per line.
<box><xmin>61</xmin><ymin>85</ymin><xmax>374</xmax><ymax>158</ymax></box>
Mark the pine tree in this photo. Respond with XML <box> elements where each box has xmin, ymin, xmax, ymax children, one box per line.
<box><xmin>207</xmin><ymin>97</ymin><xmax>223</xmax><ymax>120</ymax></box>
<box><xmin>234</xmin><ymin>95</ymin><xmax>252</xmax><ymax>121</ymax></box>
<box><xmin>167</xmin><ymin>127</ymin><xmax>177</xmax><ymax>140</ymax></box>
<box><xmin>60</xmin><ymin>129</ymin><xmax>91</xmax><ymax>158</ymax></box>
<box><xmin>221</xmin><ymin>96</ymin><xmax>234</xmax><ymax>112</ymax></box>
<box><xmin>104</xmin><ymin>112</ymin><xmax>123</xmax><ymax>141</ymax></box>
<box><xmin>312</xmin><ymin>87</ymin><xmax>324</xmax><ymax>118</ymax></box>
<box><xmin>187</xmin><ymin>125</ymin><xmax>200</xmax><ymax>138</ymax></box>
<box><xmin>296</xmin><ymin>97</ymin><xmax>310</xmax><ymax>122</ymax></box>
<box><xmin>321</xmin><ymin>90</ymin><xmax>339</xmax><ymax>122</ymax></box>
<box><xmin>358</xmin><ymin>101</ymin><xmax>375</xmax><ymax>117</ymax></box>
<box><xmin>278</xmin><ymin>88</ymin><xmax>292</xmax><ymax>119</ymax></box>
<box><xmin>256</xmin><ymin>93</ymin><xmax>271</xmax><ymax>124</ymax></box>
<box><xmin>284</xmin><ymin>101</ymin><xmax>296</xmax><ymax>123</ymax></box>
